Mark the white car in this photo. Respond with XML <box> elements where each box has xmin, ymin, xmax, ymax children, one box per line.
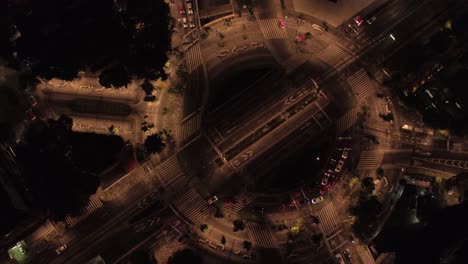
<box><xmin>311</xmin><ymin>196</ymin><xmax>324</xmax><ymax>204</ymax></box>
<box><xmin>187</xmin><ymin>2</ymin><xmax>193</xmax><ymax>14</ymax></box>
<box><xmin>182</xmin><ymin>17</ymin><xmax>188</xmax><ymax>28</ymax></box>
<box><xmin>321</xmin><ymin>177</ymin><xmax>328</xmax><ymax>186</ymax></box>
<box><xmin>335</xmin><ymin>160</ymin><xmax>344</xmax><ymax>172</ymax></box>
<box><xmin>55</xmin><ymin>245</ymin><xmax>68</xmax><ymax>255</ymax></box>
<box><xmin>207</xmin><ymin>196</ymin><xmax>218</xmax><ymax>205</ymax></box>
<box><xmin>188</xmin><ymin>16</ymin><xmax>195</xmax><ymax>28</ymax></box>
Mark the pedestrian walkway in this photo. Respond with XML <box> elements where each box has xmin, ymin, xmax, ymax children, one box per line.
<box><xmin>222</xmin><ymin>192</ymin><xmax>256</xmax><ymax>215</ymax></box>
<box><xmin>282</xmin><ymin>53</ymin><xmax>307</xmax><ymax>73</ymax></box>
<box><xmin>357</xmin><ymin>150</ymin><xmax>385</xmax><ymax>170</ymax></box>
<box><xmin>173</xmin><ymin>188</ymin><xmax>213</xmax><ymax>224</ymax></box>
<box><xmin>65</xmin><ymin>195</ymin><xmax>103</xmax><ymax>228</ymax></box>
<box><xmin>246</xmin><ymin>222</ymin><xmax>278</xmax><ymax>248</ymax></box>
<box><xmin>177</xmin><ymin>111</ymin><xmax>202</xmax><ymax>144</ymax></box>
<box><xmin>336</xmin><ymin>107</ymin><xmax>359</xmax><ymax>134</ymax></box>
<box><xmin>347</xmin><ymin>69</ymin><xmax>376</xmax><ymax>104</ymax></box>
<box><xmin>317</xmin><ymin>44</ymin><xmax>355</xmax><ymax>70</ymax></box>
<box><xmin>316</xmin><ymin>201</ymin><xmax>342</xmax><ymax>237</ymax></box>
<box><xmin>154</xmin><ymin>155</ymin><xmax>188</xmax><ymax>191</ymax></box>
<box><xmin>258</xmin><ymin>19</ymin><xmax>288</xmax><ymax>40</ymax></box>
<box><xmin>185</xmin><ymin>42</ymin><xmax>203</xmax><ymax>73</ymax></box>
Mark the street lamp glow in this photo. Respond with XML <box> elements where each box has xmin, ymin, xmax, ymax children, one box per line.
<box><xmin>389</xmin><ymin>34</ymin><xmax>396</xmax><ymax>41</ymax></box>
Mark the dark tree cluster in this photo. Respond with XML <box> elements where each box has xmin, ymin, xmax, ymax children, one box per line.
<box><xmin>8</xmin><ymin>0</ymin><xmax>171</xmax><ymax>87</ymax></box>
<box><xmin>168</xmin><ymin>249</ymin><xmax>202</xmax><ymax>264</ymax></box>
<box><xmin>14</xmin><ymin>115</ymin><xmax>123</xmax><ymax>220</ymax></box>
<box><xmin>351</xmin><ymin>177</ymin><xmax>382</xmax><ymax>240</ymax></box>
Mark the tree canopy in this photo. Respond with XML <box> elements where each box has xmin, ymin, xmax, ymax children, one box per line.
<box><xmin>9</xmin><ymin>0</ymin><xmax>172</xmax><ymax>86</ymax></box>
<box><xmin>144</xmin><ymin>133</ymin><xmax>166</xmax><ymax>154</ymax></box>
<box><xmin>168</xmin><ymin>249</ymin><xmax>202</xmax><ymax>264</ymax></box>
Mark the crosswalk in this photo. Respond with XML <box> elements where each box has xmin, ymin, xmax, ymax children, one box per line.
<box><xmin>65</xmin><ymin>195</ymin><xmax>103</xmax><ymax>228</ymax></box>
<box><xmin>173</xmin><ymin>188</ymin><xmax>214</xmax><ymax>224</ymax></box>
<box><xmin>177</xmin><ymin>111</ymin><xmax>202</xmax><ymax>144</ymax></box>
<box><xmin>317</xmin><ymin>44</ymin><xmax>355</xmax><ymax>70</ymax></box>
<box><xmin>336</xmin><ymin>107</ymin><xmax>359</xmax><ymax>134</ymax></box>
<box><xmin>316</xmin><ymin>201</ymin><xmax>342</xmax><ymax>237</ymax></box>
<box><xmin>282</xmin><ymin>53</ymin><xmax>307</xmax><ymax>73</ymax></box>
<box><xmin>153</xmin><ymin>155</ymin><xmax>187</xmax><ymax>191</ymax></box>
<box><xmin>246</xmin><ymin>222</ymin><xmax>278</xmax><ymax>248</ymax></box>
<box><xmin>347</xmin><ymin>69</ymin><xmax>375</xmax><ymax>104</ymax></box>
<box><xmin>357</xmin><ymin>150</ymin><xmax>385</xmax><ymax>170</ymax></box>
<box><xmin>185</xmin><ymin>42</ymin><xmax>203</xmax><ymax>73</ymax></box>
<box><xmin>222</xmin><ymin>192</ymin><xmax>256</xmax><ymax>215</ymax></box>
<box><xmin>258</xmin><ymin>19</ymin><xmax>288</xmax><ymax>40</ymax></box>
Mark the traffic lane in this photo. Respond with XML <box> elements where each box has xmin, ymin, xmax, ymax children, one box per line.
<box><xmin>255</xmin><ymin>0</ymin><xmax>277</xmax><ymax>19</ymax></box>
<box><xmin>382</xmin><ymin>151</ymin><xmax>412</xmax><ymax>165</ymax></box>
<box><xmin>354</xmin><ymin>0</ymin><xmax>426</xmax><ymax>42</ymax></box>
<box><xmin>412</xmin><ymin>159</ymin><xmax>468</xmax><ymax>175</ymax></box>
<box><xmin>227</xmin><ymin>95</ymin><xmax>330</xmax><ymax>170</ymax></box>
<box><xmin>216</xmin><ymin>82</ymin><xmax>316</xmax><ymax>153</ymax></box>
<box><xmin>267</xmin><ymin>38</ymin><xmax>292</xmax><ymax>62</ymax></box>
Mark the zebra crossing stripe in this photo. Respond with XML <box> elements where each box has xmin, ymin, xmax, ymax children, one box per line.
<box><xmin>357</xmin><ymin>150</ymin><xmax>385</xmax><ymax>169</ymax></box>
<box><xmin>222</xmin><ymin>192</ymin><xmax>256</xmax><ymax>214</ymax></box>
<box><xmin>177</xmin><ymin>112</ymin><xmax>202</xmax><ymax>143</ymax></box>
<box><xmin>173</xmin><ymin>189</ymin><xmax>213</xmax><ymax>224</ymax></box>
<box><xmin>316</xmin><ymin>202</ymin><xmax>342</xmax><ymax>236</ymax></box>
<box><xmin>347</xmin><ymin>69</ymin><xmax>375</xmax><ymax>104</ymax></box>
<box><xmin>318</xmin><ymin>44</ymin><xmax>354</xmax><ymax>69</ymax></box>
<box><xmin>283</xmin><ymin>53</ymin><xmax>307</xmax><ymax>73</ymax></box>
<box><xmin>258</xmin><ymin>19</ymin><xmax>288</xmax><ymax>40</ymax></box>
<box><xmin>65</xmin><ymin>195</ymin><xmax>103</xmax><ymax>227</ymax></box>
<box><xmin>155</xmin><ymin>155</ymin><xmax>186</xmax><ymax>190</ymax></box>
<box><xmin>246</xmin><ymin>222</ymin><xmax>278</xmax><ymax>248</ymax></box>
<box><xmin>186</xmin><ymin>43</ymin><xmax>203</xmax><ymax>73</ymax></box>
<box><xmin>336</xmin><ymin>107</ymin><xmax>359</xmax><ymax>133</ymax></box>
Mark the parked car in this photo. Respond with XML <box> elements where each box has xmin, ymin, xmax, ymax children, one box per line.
<box><xmin>27</xmin><ymin>95</ymin><xmax>38</xmax><ymax>106</ymax></box>
<box><xmin>253</xmin><ymin>206</ymin><xmax>265</xmax><ymax>214</ymax></box>
<box><xmin>182</xmin><ymin>17</ymin><xmax>188</xmax><ymax>28</ymax></box>
<box><xmin>26</xmin><ymin>109</ymin><xmax>36</xmax><ymax>120</ymax></box>
<box><xmin>335</xmin><ymin>160</ymin><xmax>344</xmax><ymax>172</ymax></box>
<box><xmin>207</xmin><ymin>196</ymin><xmax>218</xmax><ymax>205</ymax></box>
<box><xmin>311</xmin><ymin>196</ymin><xmax>324</xmax><ymax>204</ymax></box>
<box><xmin>341</xmin><ymin>148</ymin><xmax>349</xmax><ymax>159</ymax></box>
<box><xmin>299</xmin><ymin>198</ymin><xmax>310</xmax><ymax>205</ymax></box>
<box><xmin>187</xmin><ymin>2</ymin><xmax>193</xmax><ymax>14</ymax></box>
<box><xmin>188</xmin><ymin>16</ymin><xmax>195</xmax><ymax>28</ymax></box>
<box><xmin>321</xmin><ymin>177</ymin><xmax>328</xmax><ymax>186</ymax></box>
<box><xmin>366</xmin><ymin>16</ymin><xmax>377</xmax><ymax>24</ymax></box>
<box><xmin>179</xmin><ymin>3</ymin><xmax>185</xmax><ymax>13</ymax></box>
<box><xmin>55</xmin><ymin>245</ymin><xmax>68</xmax><ymax>255</ymax></box>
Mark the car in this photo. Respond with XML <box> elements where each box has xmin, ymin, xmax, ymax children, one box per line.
<box><xmin>179</xmin><ymin>3</ymin><xmax>185</xmax><ymax>13</ymax></box>
<box><xmin>253</xmin><ymin>206</ymin><xmax>265</xmax><ymax>214</ymax></box>
<box><xmin>366</xmin><ymin>16</ymin><xmax>377</xmax><ymax>24</ymax></box>
<box><xmin>188</xmin><ymin>16</ymin><xmax>195</xmax><ymax>28</ymax></box>
<box><xmin>299</xmin><ymin>198</ymin><xmax>310</xmax><ymax>205</ymax></box>
<box><xmin>26</xmin><ymin>109</ymin><xmax>36</xmax><ymax>120</ymax></box>
<box><xmin>335</xmin><ymin>253</ymin><xmax>346</xmax><ymax>264</ymax></box>
<box><xmin>343</xmin><ymin>249</ymin><xmax>352</xmax><ymax>261</ymax></box>
<box><xmin>278</xmin><ymin>18</ymin><xmax>285</xmax><ymax>29</ymax></box>
<box><xmin>353</xmin><ymin>16</ymin><xmax>363</xmax><ymax>26</ymax></box>
<box><xmin>324</xmin><ymin>172</ymin><xmax>331</xmax><ymax>178</ymax></box>
<box><xmin>321</xmin><ymin>177</ymin><xmax>328</xmax><ymax>186</ymax></box>
<box><xmin>341</xmin><ymin>148</ymin><xmax>349</xmax><ymax>159</ymax></box>
<box><xmin>335</xmin><ymin>160</ymin><xmax>344</xmax><ymax>172</ymax></box>
<box><xmin>224</xmin><ymin>198</ymin><xmax>237</xmax><ymax>205</ymax></box>
<box><xmin>207</xmin><ymin>195</ymin><xmax>218</xmax><ymax>205</ymax></box>
<box><xmin>311</xmin><ymin>196</ymin><xmax>324</xmax><ymax>204</ymax></box>
<box><xmin>55</xmin><ymin>245</ymin><xmax>68</xmax><ymax>255</ymax></box>
<box><xmin>187</xmin><ymin>2</ymin><xmax>193</xmax><ymax>14</ymax></box>
<box><xmin>182</xmin><ymin>17</ymin><xmax>188</xmax><ymax>28</ymax></box>
<box><xmin>27</xmin><ymin>95</ymin><xmax>38</xmax><ymax>106</ymax></box>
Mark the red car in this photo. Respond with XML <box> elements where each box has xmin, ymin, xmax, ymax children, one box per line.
<box><xmin>179</xmin><ymin>3</ymin><xmax>185</xmax><ymax>14</ymax></box>
<box><xmin>354</xmin><ymin>16</ymin><xmax>363</xmax><ymax>26</ymax></box>
<box><xmin>279</xmin><ymin>18</ymin><xmax>285</xmax><ymax>29</ymax></box>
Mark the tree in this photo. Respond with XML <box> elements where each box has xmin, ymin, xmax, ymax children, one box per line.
<box><xmin>129</xmin><ymin>249</ymin><xmax>156</xmax><ymax>264</ymax></box>
<box><xmin>15</xmin><ymin>115</ymin><xmax>103</xmax><ymax>220</ymax></box>
<box><xmin>144</xmin><ymin>133</ymin><xmax>165</xmax><ymax>154</ymax></box>
<box><xmin>376</xmin><ymin>167</ymin><xmax>384</xmax><ymax>177</ymax></box>
<box><xmin>214</xmin><ymin>207</ymin><xmax>224</xmax><ymax>218</ymax></box>
<box><xmin>233</xmin><ymin>219</ymin><xmax>245</xmax><ymax>232</ymax></box>
<box><xmin>99</xmin><ymin>64</ymin><xmax>130</xmax><ymax>88</ymax></box>
<box><xmin>200</xmin><ymin>223</ymin><xmax>208</xmax><ymax>232</ymax></box>
<box><xmin>362</xmin><ymin>177</ymin><xmax>376</xmax><ymax>194</ymax></box>
<box><xmin>379</xmin><ymin>112</ymin><xmax>394</xmax><ymax>122</ymax></box>
<box><xmin>221</xmin><ymin>235</ymin><xmax>226</xmax><ymax>245</ymax></box>
<box><xmin>243</xmin><ymin>241</ymin><xmax>252</xmax><ymax>251</ymax></box>
<box><xmin>312</xmin><ymin>233</ymin><xmax>323</xmax><ymax>244</ymax></box>
<box><xmin>305</xmin><ymin>32</ymin><xmax>312</xmax><ymax>39</ymax></box>
<box><xmin>9</xmin><ymin>0</ymin><xmax>171</xmax><ymax>82</ymax></box>
<box><xmin>144</xmin><ymin>95</ymin><xmax>157</xmax><ymax>102</ymax></box>
<box><xmin>141</xmin><ymin>80</ymin><xmax>155</xmax><ymax>96</ymax></box>
<box><xmin>168</xmin><ymin>249</ymin><xmax>202</xmax><ymax>264</ymax></box>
